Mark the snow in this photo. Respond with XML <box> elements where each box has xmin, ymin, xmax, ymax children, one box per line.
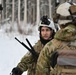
<box><xmin>0</xmin><ymin>24</ymin><xmax>39</xmax><ymax>75</ymax></box>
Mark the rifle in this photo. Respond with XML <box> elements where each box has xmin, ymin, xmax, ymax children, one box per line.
<box><xmin>15</xmin><ymin>37</ymin><xmax>38</xmax><ymax>59</ymax></box>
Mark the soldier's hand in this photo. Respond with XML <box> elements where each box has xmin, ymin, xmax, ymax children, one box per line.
<box><xmin>50</xmin><ymin>51</ymin><xmax>59</xmax><ymax>68</ymax></box>
<box><xmin>10</xmin><ymin>67</ymin><xmax>22</xmax><ymax>75</ymax></box>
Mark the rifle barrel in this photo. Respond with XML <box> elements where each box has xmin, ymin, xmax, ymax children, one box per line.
<box><xmin>15</xmin><ymin>37</ymin><xmax>21</xmax><ymax>43</ymax></box>
<box><xmin>15</xmin><ymin>37</ymin><xmax>38</xmax><ymax>58</ymax></box>
<box><xmin>26</xmin><ymin>38</ymin><xmax>34</xmax><ymax>52</ymax></box>
<box><xmin>15</xmin><ymin>37</ymin><xmax>31</xmax><ymax>52</ymax></box>
<box><xmin>26</xmin><ymin>38</ymin><xmax>38</xmax><ymax>57</ymax></box>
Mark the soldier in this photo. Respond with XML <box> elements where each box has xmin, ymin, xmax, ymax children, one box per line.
<box><xmin>11</xmin><ymin>15</ymin><xmax>55</xmax><ymax>75</ymax></box>
<box><xmin>35</xmin><ymin>2</ymin><xmax>76</xmax><ymax>75</ymax></box>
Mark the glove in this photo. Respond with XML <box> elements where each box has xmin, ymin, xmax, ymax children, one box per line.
<box><xmin>50</xmin><ymin>51</ymin><xmax>59</xmax><ymax>68</ymax></box>
<box><xmin>11</xmin><ymin>67</ymin><xmax>23</xmax><ymax>75</ymax></box>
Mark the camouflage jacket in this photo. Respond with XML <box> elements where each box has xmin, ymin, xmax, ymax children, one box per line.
<box><xmin>35</xmin><ymin>24</ymin><xmax>76</xmax><ymax>75</ymax></box>
<box><xmin>17</xmin><ymin>40</ymin><xmax>44</xmax><ymax>75</ymax></box>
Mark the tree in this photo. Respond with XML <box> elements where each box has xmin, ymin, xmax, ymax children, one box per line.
<box><xmin>36</xmin><ymin>0</ymin><xmax>40</xmax><ymax>25</ymax></box>
<box><xmin>48</xmin><ymin>0</ymin><xmax>52</xmax><ymax>18</ymax></box>
<box><xmin>24</xmin><ymin>0</ymin><xmax>27</xmax><ymax>25</ymax></box>
<box><xmin>18</xmin><ymin>0</ymin><xmax>20</xmax><ymax>25</ymax></box>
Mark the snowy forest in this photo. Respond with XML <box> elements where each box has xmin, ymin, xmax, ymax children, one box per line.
<box><xmin>0</xmin><ymin>0</ymin><xmax>76</xmax><ymax>75</ymax></box>
<box><xmin>0</xmin><ymin>0</ymin><xmax>76</xmax><ymax>35</ymax></box>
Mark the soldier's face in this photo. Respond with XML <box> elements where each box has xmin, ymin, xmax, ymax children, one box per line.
<box><xmin>41</xmin><ymin>26</ymin><xmax>53</xmax><ymax>40</ymax></box>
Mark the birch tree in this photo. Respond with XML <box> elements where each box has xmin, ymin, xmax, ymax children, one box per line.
<box><xmin>48</xmin><ymin>0</ymin><xmax>52</xmax><ymax>18</ymax></box>
<box><xmin>24</xmin><ymin>0</ymin><xmax>27</xmax><ymax>25</ymax></box>
<box><xmin>12</xmin><ymin>0</ymin><xmax>14</xmax><ymax>24</ymax></box>
<box><xmin>0</xmin><ymin>0</ymin><xmax>2</xmax><ymax>24</ymax></box>
<box><xmin>36</xmin><ymin>0</ymin><xmax>40</xmax><ymax>25</ymax></box>
<box><xmin>10</xmin><ymin>0</ymin><xmax>14</xmax><ymax>31</ymax></box>
<box><xmin>1</xmin><ymin>0</ymin><xmax>4</xmax><ymax>21</ymax></box>
<box><xmin>6</xmin><ymin>0</ymin><xmax>9</xmax><ymax>19</ymax></box>
<box><xmin>18</xmin><ymin>0</ymin><xmax>20</xmax><ymax>25</ymax></box>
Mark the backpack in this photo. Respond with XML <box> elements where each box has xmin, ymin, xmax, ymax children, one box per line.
<box><xmin>50</xmin><ymin>49</ymin><xmax>76</xmax><ymax>75</ymax></box>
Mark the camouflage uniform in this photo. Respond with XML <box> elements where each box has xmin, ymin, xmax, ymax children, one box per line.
<box><xmin>11</xmin><ymin>15</ymin><xmax>55</xmax><ymax>75</ymax></box>
<box><xmin>17</xmin><ymin>40</ymin><xmax>44</xmax><ymax>75</ymax></box>
<box><xmin>35</xmin><ymin>24</ymin><xmax>76</xmax><ymax>75</ymax></box>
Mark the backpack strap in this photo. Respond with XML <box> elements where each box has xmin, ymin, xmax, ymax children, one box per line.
<box><xmin>62</xmin><ymin>69</ymin><xmax>76</xmax><ymax>73</ymax></box>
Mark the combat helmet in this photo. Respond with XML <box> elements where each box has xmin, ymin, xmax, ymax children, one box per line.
<box><xmin>38</xmin><ymin>15</ymin><xmax>56</xmax><ymax>32</ymax></box>
<box><xmin>54</xmin><ymin>2</ymin><xmax>76</xmax><ymax>28</ymax></box>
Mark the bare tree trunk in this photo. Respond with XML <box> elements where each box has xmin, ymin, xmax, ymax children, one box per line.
<box><xmin>24</xmin><ymin>0</ymin><xmax>27</xmax><ymax>25</ymax></box>
<box><xmin>36</xmin><ymin>0</ymin><xmax>40</xmax><ymax>25</ymax></box>
<box><xmin>6</xmin><ymin>0</ymin><xmax>8</xmax><ymax>19</ymax></box>
<box><xmin>10</xmin><ymin>0</ymin><xmax>14</xmax><ymax>31</ymax></box>
<box><xmin>0</xmin><ymin>0</ymin><xmax>1</xmax><ymax>6</ymax></box>
<box><xmin>0</xmin><ymin>0</ymin><xmax>2</xmax><ymax>25</ymax></box>
<box><xmin>33</xmin><ymin>5</ymin><xmax>35</xmax><ymax>25</ymax></box>
<box><xmin>12</xmin><ymin>0</ymin><xmax>14</xmax><ymax>24</ymax></box>
<box><xmin>17</xmin><ymin>0</ymin><xmax>23</xmax><ymax>34</ymax></box>
<box><xmin>18</xmin><ymin>0</ymin><xmax>20</xmax><ymax>25</ymax></box>
<box><xmin>48</xmin><ymin>0</ymin><xmax>52</xmax><ymax>19</ymax></box>
<box><xmin>1</xmin><ymin>0</ymin><xmax>4</xmax><ymax>21</ymax></box>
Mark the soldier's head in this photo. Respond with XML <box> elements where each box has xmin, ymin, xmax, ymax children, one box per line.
<box><xmin>38</xmin><ymin>15</ymin><xmax>55</xmax><ymax>45</ymax></box>
<box><xmin>53</xmin><ymin>2</ymin><xmax>76</xmax><ymax>29</ymax></box>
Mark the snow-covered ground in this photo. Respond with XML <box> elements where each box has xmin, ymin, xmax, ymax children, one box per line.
<box><xmin>0</xmin><ymin>34</ymin><xmax>39</xmax><ymax>75</ymax></box>
<box><xmin>0</xmin><ymin>24</ymin><xmax>39</xmax><ymax>75</ymax></box>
